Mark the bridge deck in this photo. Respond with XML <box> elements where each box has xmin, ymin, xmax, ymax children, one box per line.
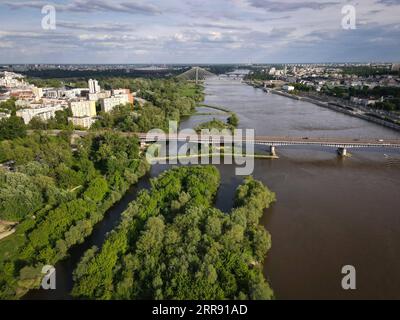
<box><xmin>138</xmin><ymin>133</ymin><xmax>400</xmax><ymax>148</ymax></box>
<box><xmin>31</xmin><ymin>131</ymin><xmax>400</xmax><ymax>149</ymax></box>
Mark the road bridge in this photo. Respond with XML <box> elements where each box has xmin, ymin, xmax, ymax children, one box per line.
<box><xmin>137</xmin><ymin>133</ymin><xmax>400</xmax><ymax>157</ymax></box>
<box><xmin>32</xmin><ymin>130</ymin><xmax>400</xmax><ymax>157</ymax></box>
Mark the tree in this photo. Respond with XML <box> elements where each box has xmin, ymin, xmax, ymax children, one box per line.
<box><xmin>83</xmin><ymin>177</ymin><xmax>109</xmax><ymax>202</ymax></box>
<box><xmin>0</xmin><ymin>116</ymin><xmax>27</xmax><ymax>141</ymax></box>
<box><xmin>227</xmin><ymin>113</ymin><xmax>239</xmax><ymax>127</ymax></box>
<box><xmin>72</xmin><ymin>166</ymin><xmax>275</xmax><ymax>300</ymax></box>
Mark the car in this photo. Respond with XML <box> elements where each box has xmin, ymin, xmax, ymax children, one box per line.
<box><xmin>378</xmin><ymin>139</ymin><xmax>384</xmax><ymax>142</ymax></box>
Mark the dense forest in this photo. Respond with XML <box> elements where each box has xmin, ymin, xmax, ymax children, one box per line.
<box><xmin>72</xmin><ymin>166</ymin><xmax>276</xmax><ymax>300</ymax></box>
<box><xmin>0</xmin><ymin>131</ymin><xmax>149</xmax><ymax>299</ymax></box>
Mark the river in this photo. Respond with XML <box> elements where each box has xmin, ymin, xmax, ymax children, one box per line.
<box><xmin>26</xmin><ymin>77</ymin><xmax>400</xmax><ymax>300</ymax></box>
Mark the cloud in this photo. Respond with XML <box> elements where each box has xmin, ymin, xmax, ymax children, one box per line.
<box><xmin>0</xmin><ymin>0</ymin><xmax>399</xmax><ymax>63</ymax></box>
<box><xmin>4</xmin><ymin>0</ymin><xmax>161</xmax><ymax>15</ymax></box>
<box><xmin>376</xmin><ymin>0</ymin><xmax>400</xmax><ymax>5</ymax></box>
<box><xmin>182</xmin><ymin>22</ymin><xmax>252</xmax><ymax>31</ymax></box>
<box><xmin>247</xmin><ymin>0</ymin><xmax>340</xmax><ymax>12</ymax></box>
<box><xmin>57</xmin><ymin>21</ymin><xmax>134</xmax><ymax>32</ymax></box>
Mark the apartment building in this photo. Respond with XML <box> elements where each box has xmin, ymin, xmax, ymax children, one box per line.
<box><xmin>16</xmin><ymin>104</ymin><xmax>64</xmax><ymax>124</ymax></box>
<box><xmin>100</xmin><ymin>94</ymin><xmax>130</xmax><ymax>113</ymax></box>
<box><xmin>69</xmin><ymin>100</ymin><xmax>96</xmax><ymax>117</ymax></box>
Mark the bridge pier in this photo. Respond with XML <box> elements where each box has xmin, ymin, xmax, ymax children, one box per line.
<box><xmin>269</xmin><ymin>145</ymin><xmax>277</xmax><ymax>157</ymax></box>
<box><xmin>337</xmin><ymin>147</ymin><xmax>348</xmax><ymax>157</ymax></box>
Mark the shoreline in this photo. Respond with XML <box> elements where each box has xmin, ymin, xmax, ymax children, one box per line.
<box><xmin>245</xmin><ymin>81</ymin><xmax>400</xmax><ymax>132</ymax></box>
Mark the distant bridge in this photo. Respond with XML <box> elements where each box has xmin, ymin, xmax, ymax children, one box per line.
<box><xmin>33</xmin><ymin>130</ymin><xmax>400</xmax><ymax>157</ymax></box>
<box><xmin>177</xmin><ymin>67</ymin><xmax>215</xmax><ymax>84</ymax></box>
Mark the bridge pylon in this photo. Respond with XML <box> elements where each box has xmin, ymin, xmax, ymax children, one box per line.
<box><xmin>270</xmin><ymin>145</ymin><xmax>277</xmax><ymax>157</ymax></box>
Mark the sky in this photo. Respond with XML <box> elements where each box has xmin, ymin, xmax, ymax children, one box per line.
<box><xmin>0</xmin><ymin>0</ymin><xmax>399</xmax><ymax>64</ymax></box>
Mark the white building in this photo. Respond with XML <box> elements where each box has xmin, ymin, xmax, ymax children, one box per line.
<box><xmin>392</xmin><ymin>63</ymin><xmax>400</xmax><ymax>72</ymax></box>
<box><xmin>15</xmin><ymin>99</ymin><xmax>34</xmax><ymax>108</ymax></box>
<box><xmin>88</xmin><ymin>91</ymin><xmax>111</xmax><ymax>101</ymax></box>
<box><xmin>350</xmin><ymin>97</ymin><xmax>377</xmax><ymax>106</ymax></box>
<box><xmin>0</xmin><ymin>72</ymin><xmax>25</xmax><ymax>88</ymax></box>
<box><xmin>100</xmin><ymin>94</ymin><xmax>130</xmax><ymax>113</ymax></box>
<box><xmin>282</xmin><ymin>85</ymin><xmax>295</xmax><ymax>92</ymax></box>
<box><xmin>69</xmin><ymin>100</ymin><xmax>96</xmax><ymax>117</ymax></box>
<box><xmin>68</xmin><ymin>116</ymin><xmax>96</xmax><ymax>129</ymax></box>
<box><xmin>31</xmin><ymin>87</ymin><xmax>43</xmax><ymax>99</ymax></box>
<box><xmin>16</xmin><ymin>104</ymin><xmax>64</xmax><ymax>124</ymax></box>
<box><xmin>88</xmin><ymin>79</ymin><xmax>101</xmax><ymax>94</ymax></box>
<box><xmin>44</xmin><ymin>89</ymin><xmax>59</xmax><ymax>99</ymax></box>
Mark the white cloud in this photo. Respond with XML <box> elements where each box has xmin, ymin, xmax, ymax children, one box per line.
<box><xmin>0</xmin><ymin>0</ymin><xmax>399</xmax><ymax>62</ymax></box>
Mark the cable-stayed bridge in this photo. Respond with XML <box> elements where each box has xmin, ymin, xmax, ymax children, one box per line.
<box><xmin>177</xmin><ymin>67</ymin><xmax>215</xmax><ymax>84</ymax></box>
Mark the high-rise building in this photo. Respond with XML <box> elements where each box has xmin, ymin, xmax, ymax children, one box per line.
<box><xmin>69</xmin><ymin>100</ymin><xmax>96</xmax><ymax>117</ymax></box>
<box><xmin>88</xmin><ymin>79</ymin><xmax>101</xmax><ymax>94</ymax></box>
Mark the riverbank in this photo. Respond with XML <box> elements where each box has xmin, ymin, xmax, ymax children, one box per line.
<box><xmin>0</xmin><ymin>221</ymin><xmax>17</xmax><ymax>241</ymax></box>
<box><xmin>246</xmin><ymin>81</ymin><xmax>400</xmax><ymax>132</ymax></box>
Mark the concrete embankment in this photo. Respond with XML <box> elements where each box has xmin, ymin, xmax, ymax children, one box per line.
<box><xmin>259</xmin><ymin>85</ymin><xmax>400</xmax><ymax>132</ymax></box>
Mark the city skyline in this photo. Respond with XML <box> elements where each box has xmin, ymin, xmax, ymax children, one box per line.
<box><xmin>0</xmin><ymin>0</ymin><xmax>400</xmax><ymax>64</ymax></box>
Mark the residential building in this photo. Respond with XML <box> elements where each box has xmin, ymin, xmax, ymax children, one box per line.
<box><xmin>100</xmin><ymin>94</ymin><xmax>130</xmax><ymax>113</ymax></box>
<box><xmin>31</xmin><ymin>86</ymin><xmax>43</xmax><ymax>98</ymax></box>
<box><xmin>16</xmin><ymin>104</ymin><xmax>64</xmax><ymax>124</ymax></box>
<box><xmin>392</xmin><ymin>63</ymin><xmax>400</xmax><ymax>72</ymax></box>
<box><xmin>88</xmin><ymin>79</ymin><xmax>101</xmax><ymax>94</ymax></box>
<box><xmin>10</xmin><ymin>89</ymin><xmax>36</xmax><ymax>100</ymax></box>
<box><xmin>112</xmin><ymin>89</ymin><xmax>134</xmax><ymax>104</ymax></box>
<box><xmin>44</xmin><ymin>89</ymin><xmax>59</xmax><ymax>99</ymax></box>
<box><xmin>69</xmin><ymin>100</ymin><xmax>96</xmax><ymax>117</ymax></box>
<box><xmin>88</xmin><ymin>90</ymin><xmax>111</xmax><ymax>101</ymax></box>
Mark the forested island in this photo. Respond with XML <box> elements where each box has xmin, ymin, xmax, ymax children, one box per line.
<box><xmin>72</xmin><ymin>166</ymin><xmax>275</xmax><ymax>300</ymax></box>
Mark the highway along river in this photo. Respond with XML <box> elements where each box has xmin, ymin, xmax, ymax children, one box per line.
<box><xmin>26</xmin><ymin>77</ymin><xmax>400</xmax><ymax>300</ymax></box>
